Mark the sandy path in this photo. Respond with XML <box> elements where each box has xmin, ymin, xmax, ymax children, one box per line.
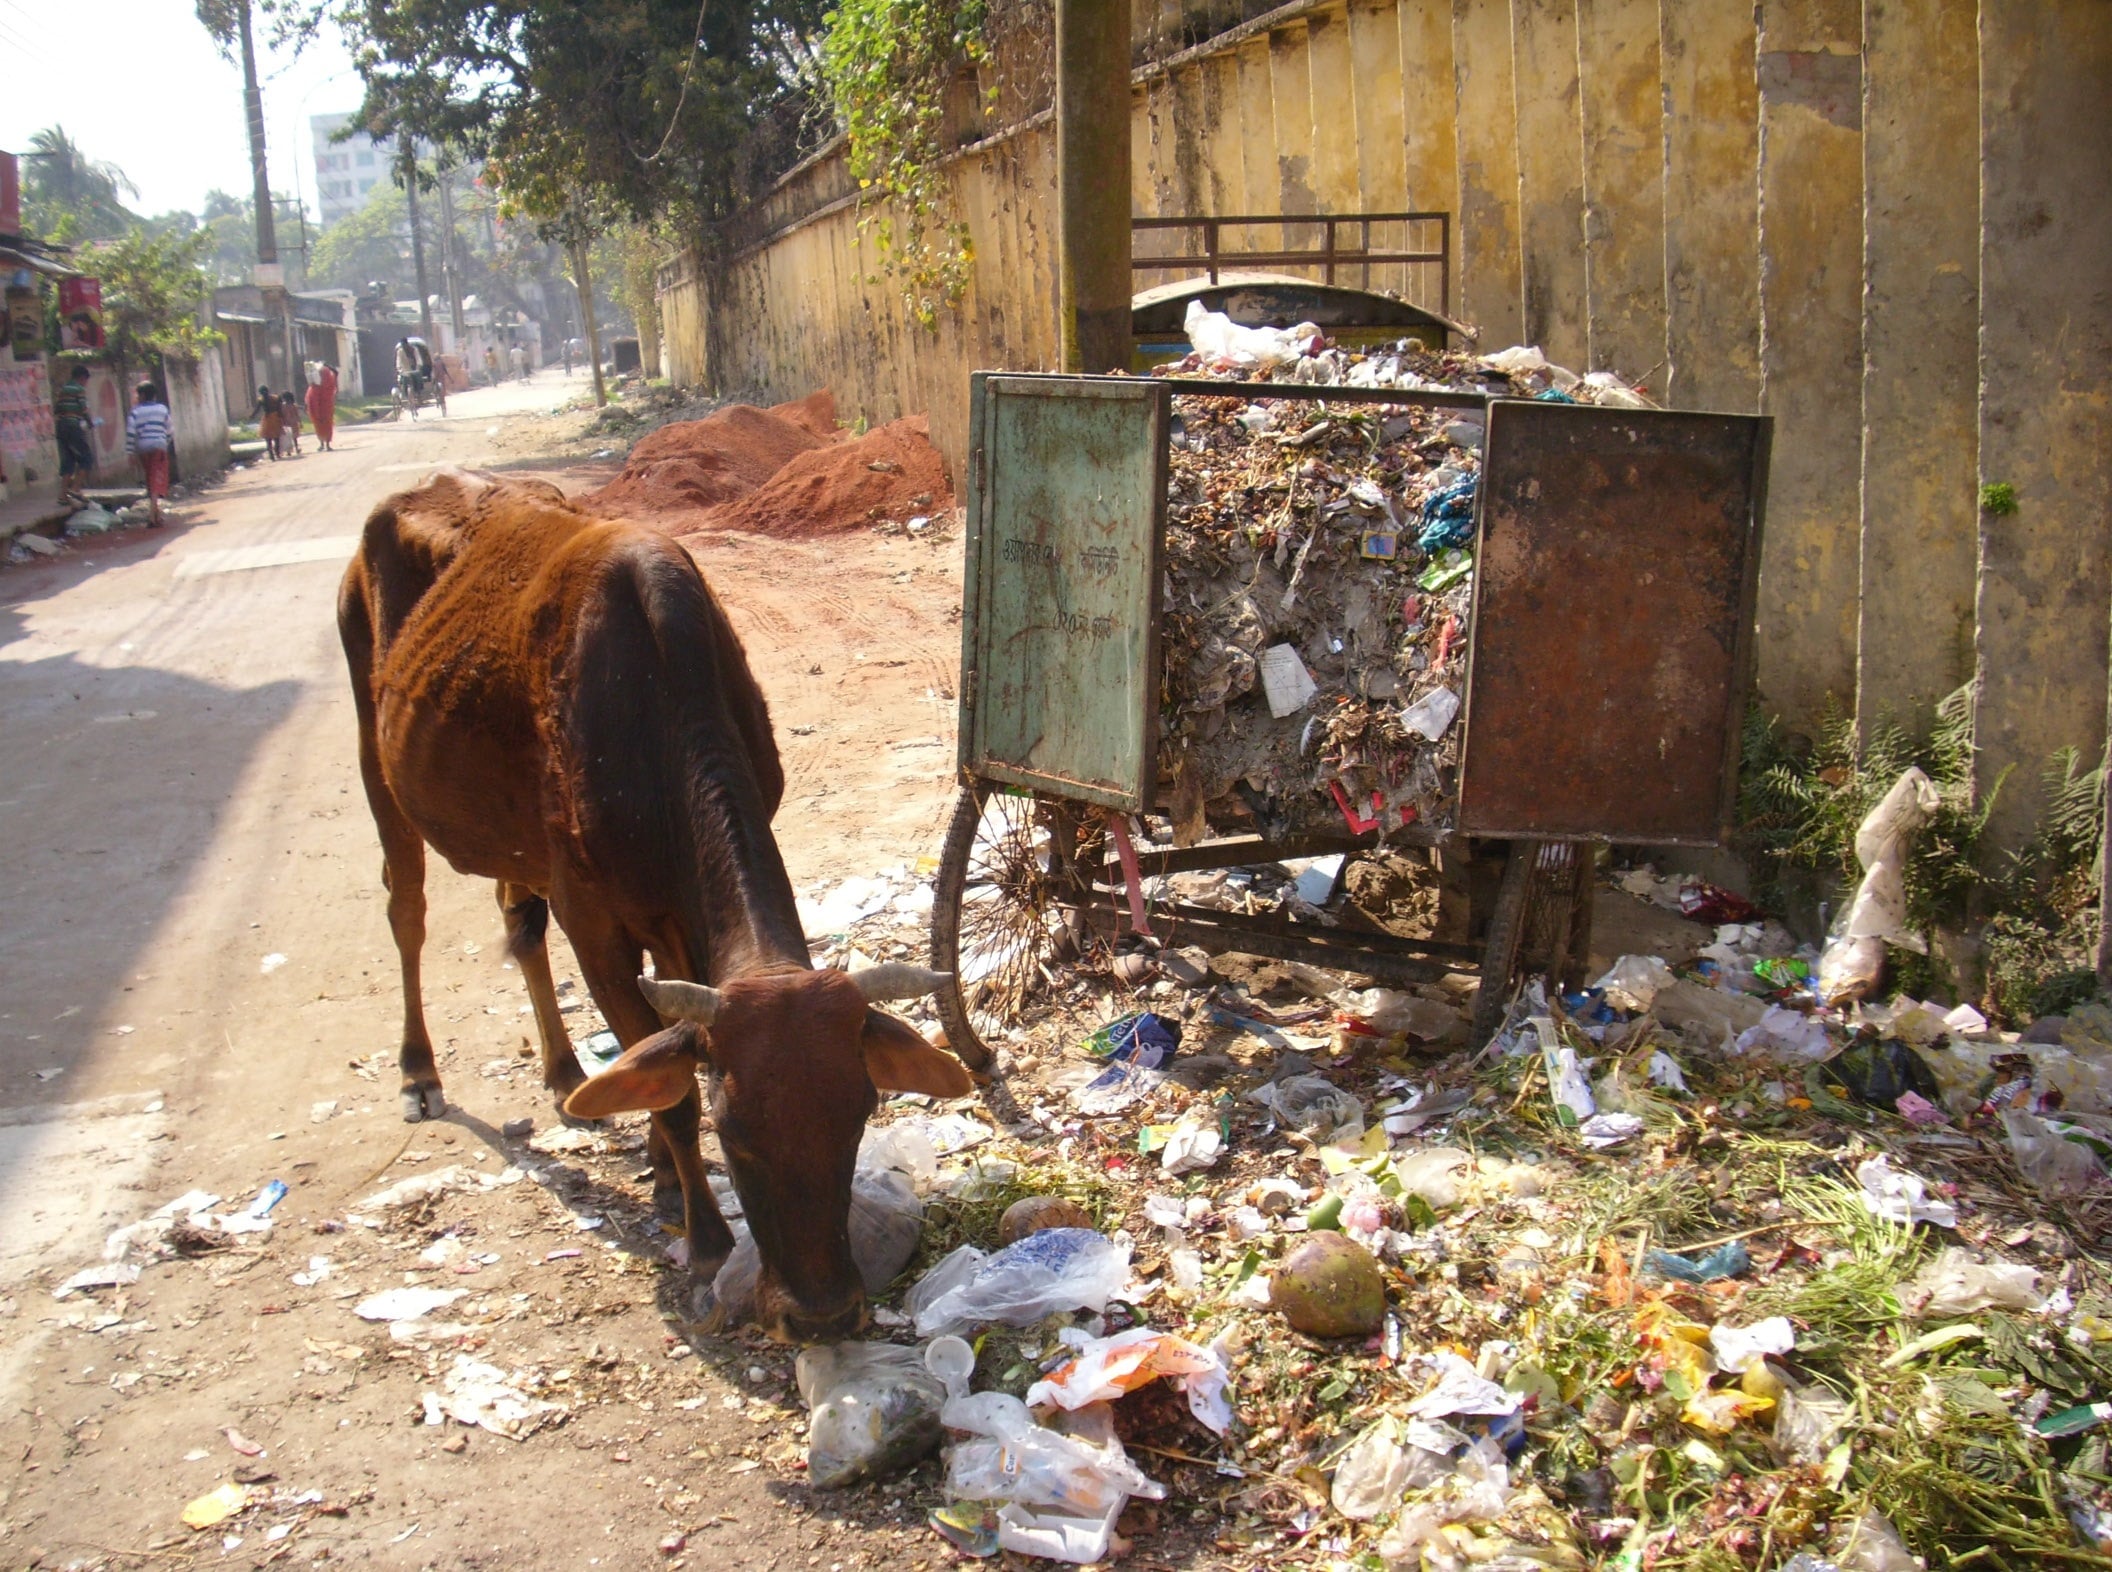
<box><xmin>0</xmin><ymin>370</ymin><xmax>962</xmax><ymax>1569</ymax></box>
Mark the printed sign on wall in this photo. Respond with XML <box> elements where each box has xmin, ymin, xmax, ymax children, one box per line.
<box><xmin>58</xmin><ymin>277</ymin><xmax>104</xmax><ymax>350</ymax></box>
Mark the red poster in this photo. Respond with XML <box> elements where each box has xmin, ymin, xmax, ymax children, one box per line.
<box><xmin>0</xmin><ymin>153</ymin><xmax>19</xmax><ymax>236</ymax></box>
<box><xmin>59</xmin><ymin>277</ymin><xmax>104</xmax><ymax>350</ymax></box>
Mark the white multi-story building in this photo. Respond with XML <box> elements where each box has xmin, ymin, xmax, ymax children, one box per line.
<box><xmin>310</xmin><ymin>113</ymin><xmax>390</xmax><ymax>226</ymax></box>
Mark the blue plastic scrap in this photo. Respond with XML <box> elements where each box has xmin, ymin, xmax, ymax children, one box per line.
<box><xmin>1642</xmin><ymin>1240</ymin><xmax>1753</xmax><ymax>1283</ymax></box>
<box><xmin>1416</xmin><ymin>475</ymin><xmax>1480</xmax><ymax>552</ymax></box>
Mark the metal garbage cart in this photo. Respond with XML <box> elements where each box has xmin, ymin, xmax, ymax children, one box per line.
<box><xmin>929</xmin><ymin>372</ymin><xmax>1771</xmax><ymax>1069</ymax></box>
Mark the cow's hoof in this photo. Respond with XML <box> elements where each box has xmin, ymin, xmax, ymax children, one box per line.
<box><xmin>401</xmin><ymin>1084</ymin><xmax>446</xmax><ymax>1122</ymax></box>
<box><xmin>556</xmin><ymin>1096</ymin><xmax>599</xmax><ymax>1130</ymax></box>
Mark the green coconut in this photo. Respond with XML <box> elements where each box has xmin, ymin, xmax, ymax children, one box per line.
<box><xmin>1270</xmin><ymin>1232</ymin><xmax>1386</xmax><ymax>1338</ymax></box>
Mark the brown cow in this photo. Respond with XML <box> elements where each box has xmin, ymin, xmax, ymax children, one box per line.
<box><xmin>337</xmin><ymin>471</ymin><xmax>970</xmax><ymax>1340</ymax></box>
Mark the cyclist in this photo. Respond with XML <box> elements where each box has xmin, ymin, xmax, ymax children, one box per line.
<box><xmin>394</xmin><ymin>336</ymin><xmax>435</xmax><ymax>418</ymax></box>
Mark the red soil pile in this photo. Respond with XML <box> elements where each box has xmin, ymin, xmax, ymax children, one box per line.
<box><xmin>584</xmin><ymin>391</ymin><xmax>840</xmax><ymax>518</ymax></box>
<box><xmin>694</xmin><ymin>415</ymin><xmax>953</xmax><ymax>539</ymax></box>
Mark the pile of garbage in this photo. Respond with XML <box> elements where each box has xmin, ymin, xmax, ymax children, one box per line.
<box><xmin>1149</xmin><ymin>311</ymin><xmax>1657</xmax><ymax>842</ymax></box>
<box><xmin>726</xmin><ymin>829</ymin><xmax>2110</xmax><ymax>1565</ymax></box>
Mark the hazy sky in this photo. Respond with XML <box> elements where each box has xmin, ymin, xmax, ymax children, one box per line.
<box><xmin>1</xmin><ymin>0</ymin><xmax>366</xmax><ymax>226</ymax></box>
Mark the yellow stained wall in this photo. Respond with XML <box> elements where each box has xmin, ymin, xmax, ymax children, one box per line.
<box><xmin>664</xmin><ymin>0</ymin><xmax>2112</xmax><ymax>839</ymax></box>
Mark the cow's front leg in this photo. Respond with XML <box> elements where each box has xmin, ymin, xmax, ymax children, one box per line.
<box><xmin>651</xmin><ymin>1090</ymin><xmax>737</xmax><ymax>1284</ymax></box>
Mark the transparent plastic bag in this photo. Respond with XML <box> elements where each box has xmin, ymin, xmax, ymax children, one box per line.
<box><xmin>2001</xmin><ymin>1109</ymin><xmax>2107</xmax><ymax>1198</ymax></box>
<box><xmin>1245</xmin><ymin>1074</ymin><xmax>1365</xmax><ymax>1140</ymax></box>
<box><xmin>1899</xmin><ymin>1246</ymin><xmax>2043</xmax><ymax>1318</ymax></box>
<box><xmin>910</xmin><ymin>1228</ymin><xmax>1131</xmax><ymax>1337</ymax></box>
<box><xmin>713</xmin><ymin>1163</ymin><xmax>927</xmax><ymax>1323</ymax></box>
<box><xmin>796</xmin><ymin>1342</ymin><xmax>947</xmax><ymax>1488</ymax></box>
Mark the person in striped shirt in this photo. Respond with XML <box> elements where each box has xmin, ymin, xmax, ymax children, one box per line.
<box><xmin>126</xmin><ymin>382</ymin><xmax>173</xmax><ymax>528</ymax></box>
<box><xmin>54</xmin><ymin>364</ymin><xmax>97</xmax><ymax>505</ymax></box>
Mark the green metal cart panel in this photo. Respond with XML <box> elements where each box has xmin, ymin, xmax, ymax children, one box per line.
<box><xmin>959</xmin><ymin>374</ymin><xmax>1170</xmax><ymax>811</ymax></box>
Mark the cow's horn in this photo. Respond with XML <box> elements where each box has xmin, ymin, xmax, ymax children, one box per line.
<box><xmin>851</xmin><ymin>962</ymin><xmax>953</xmax><ymax>1004</ymax></box>
<box><xmin>639</xmin><ymin>974</ymin><xmax>720</xmax><ymax>1025</ymax></box>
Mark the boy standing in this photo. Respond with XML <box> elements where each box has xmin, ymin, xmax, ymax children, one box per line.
<box><xmin>54</xmin><ymin>364</ymin><xmax>97</xmax><ymax>504</ymax></box>
<box><xmin>126</xmin><ymin>381</ymin><xmax>172</xmax><ymax>527</ymax></box>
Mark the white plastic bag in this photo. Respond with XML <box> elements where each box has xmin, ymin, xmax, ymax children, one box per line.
<box><xmin>910</xmin><ymin>1228</ymin><xmax>1131</xmax><ymax>1337</ymax></box>
<box><xmin>796</xmin><ymin>1342</ymin><xmax>948</xmax><ymax>1488</ymax></box>
<box><xmin>1593</xmin><ymin>955</ymin><xmax>1675</xmax><ymax>1013</ymax></box>
<box><xmin>1899</xmin><ymin>1246</ymin><xmax>2043</xmax><ymax>1318</ymax></box>
<box><xmin>1183</xmin><ymin>300</ymin><xmax>1319</xmax><ymax>370</ymax></box>
<box><xmin>1023</xmin><ymin>1325</ymin><xmax>1233</xmax><ymax>1434</ymax></box>
<box><xmin>1817</xmin><ymin>767</ymin><xmax>1942</xmax><ymax>1004</ymax></box>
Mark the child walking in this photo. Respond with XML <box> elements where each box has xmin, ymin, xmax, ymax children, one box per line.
<box><xmin>126</xmin><ymin>381</ymin><xmax>173</xmax><ymax>527</ymax></box>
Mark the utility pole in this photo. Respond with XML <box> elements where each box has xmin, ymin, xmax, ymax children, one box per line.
<box><xmin>568</xmin><ymin>235</ymin><xmax>607</xmax><ymax>408</ymax></box>
<box><xmin>1054</xmin><ymin>0</ymin><xmax>1131</xmax><ymax>374</ymax></box>
<box><xmin>234</xmin><ymin>0</ymin><xmax>294</xmax><ymax>393</ymax></box>
<box><xmin>236</xmin><ymin>0</ymin><xmax>277</xmax><ymax>268</ymax></box>
<box><xmin>434</xmin><ymin>166</ymin><xmax>465</xmax><ymax>346</ymax></box>
<box><xmin>400</xmin><ymin>133</ymin><xmax>436</xmax><ymax>348</ymax></box>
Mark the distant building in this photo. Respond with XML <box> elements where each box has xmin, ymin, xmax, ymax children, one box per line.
<box><xmin>310</xmin><ymin>113</ymin><xmax>389</xmax><ymax>226</ymax></box>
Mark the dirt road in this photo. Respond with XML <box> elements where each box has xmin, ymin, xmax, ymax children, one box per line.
<box><xmin>0</xmin><ymin>372</ymin><xmax>966</xmax><ymax>1569</ymax></box>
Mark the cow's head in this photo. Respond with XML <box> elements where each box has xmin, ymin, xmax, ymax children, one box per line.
<box><xmin>562</xmin><ymin>965</ymin><xmax>969</xmax><ymax>1341</ymax></box>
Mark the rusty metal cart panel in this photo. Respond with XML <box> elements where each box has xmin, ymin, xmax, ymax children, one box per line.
<box><xmin>1457</xmin><ymin>400</ymin><xmax>1772</xmax><ymax>845</ymax></box>
<box><xmin>933</xmin><ymin>372</ymin><xmax>1772</xmax><ymax>1069</ymax></box>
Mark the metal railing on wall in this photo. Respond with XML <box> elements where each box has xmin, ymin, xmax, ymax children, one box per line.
<box><xmin>1130</xmin><ymin>211</ymin><xmax>1452</xmax><ymax>319</ymax></box>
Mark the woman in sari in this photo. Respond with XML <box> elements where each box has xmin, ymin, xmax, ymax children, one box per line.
<box><xmin>307</xmin><ymin>363</ymin><xmax>338</xmax><ymax>451</ymax></box>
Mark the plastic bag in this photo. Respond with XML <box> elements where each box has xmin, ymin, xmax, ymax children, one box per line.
<box><xmin>1736</xmin><ymin>1005</ymin><xmax>1837</xmax><ymax>1062</ymax></box>
<box><xmin>1338</xmin><ymin>987</ymin><xmax>1461</xmax><ymax>1042</ymax></box>
<box><xmin>1328</xmin><ymin>1416</ymin><xmax>1455</xmax><ymax>1521</ymax></box>
<box><xmin>2002</xmin><ymin>1108</ymin><xmax>2108</xmax><ymax>1197</ymax></box>
<box><xmin>1593</xmin><ymin>955</ymin><xmax>1675</xmax><ymax>1013</ymax></box>
<box><xmin>1817</xmin><ymin>768</ymin><xmax>1942</xmax><ymax>1004</ymax></box>
<box><xmin>910</xmin><ymin>1228</ymin><xmax>1131</xmax><ymax>1337</ymax></box>
<box><xmin>1245</xmin><ymin>1073</ymin><xmax>1365</xmax><ymax>1139</ymax></box>
<box><xmin>1024</xmin><ymin>1325</ymin><xmax>1233</xmax><ymax>1433</ymax></box>
<box><xmin>1899</xmin><ymin>1246</ymin><xmax>2043</xmax><ymax>1318</ymax></box>
<box><xmin>714</xmin><ymin>1162</ymin><xmax>926</xmax><ymax>1322</ymax></box>
<box><xmin>796</xmin><ymin>1342</ymin><xmax>947</xmax><ymax>1488</ymax></box>
<box><xmin>1821</xmin><ymin>1036</ymin><xmax>1944</xmax><ymax>1112</ymax></box>
<box><xmin>1183</xmin><ymin>299</ymin><xmax>1319</xmax><ymax>370</ymax></box>
<box><xmin>1856</xmin><ymin>1154</ymin><xmax>1957</xmax><ymax>1228</ymax></box>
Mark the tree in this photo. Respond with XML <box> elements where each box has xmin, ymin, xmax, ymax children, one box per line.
<box><xmin>21</xmin><ymin>126</ymin><xmax>140</xmax><ymax>243</ymax></box>
<box><xmin>343</xmin><ymin>0</ymin><xmax>828</xmax><ymax>234</ymax></box>
<box><xmin>78</xmin><ymin>227</ymin><xmax>223</xmax><ymax>389</ymax></box>
<box><xmin>309</xmin><ymin>181</ymin><xmax>413</xmax><ymax>297</ymax></box>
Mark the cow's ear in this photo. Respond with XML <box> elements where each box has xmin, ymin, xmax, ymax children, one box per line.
<box><xmin>861</xmin><ymin>1010</ymin><xmax>974</xmax><ymax>1099</ymax></box>
<box><xmin>564</xmin><ymin>1024</ymin><xmax>703</xmax><ymax>1119</ymax></box>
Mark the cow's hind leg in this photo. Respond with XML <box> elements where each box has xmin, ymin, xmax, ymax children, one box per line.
<box><xmin>498</xmin><ymin>882</ymin><xmax>592</xmax><ymax>1124</ymax></box>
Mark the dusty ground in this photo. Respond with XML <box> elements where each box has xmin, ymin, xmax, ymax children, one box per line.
<box><xmin>0</xmin><ymin>370</ymin><xmax>967</xmax><ymax>1571</ymax></box>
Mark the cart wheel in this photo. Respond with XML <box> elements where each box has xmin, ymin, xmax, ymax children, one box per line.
<box><xmin>929</xmin><ymin>780</ymin><xmax>1104</xmax><ymax>1072</ymax></box>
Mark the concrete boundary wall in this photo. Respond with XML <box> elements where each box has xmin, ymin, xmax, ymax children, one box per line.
<box><xmin>663</xmin><ymin>0</ymin><xmax>2112</xmax><ymax>850</ymax></box>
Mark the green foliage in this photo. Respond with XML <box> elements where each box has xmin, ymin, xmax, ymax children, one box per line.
<box><xmin>80</xmin><ymin>227</ymin><xmax>224</xmax><ymax>366</ymax></box>
<box><xmin>346</xmin><ymin>0</ymin><xmax>822</xmax><ymax>233</ymax></box>
<box><xmin>1737</xmin><ymin>686</ymin><xmax>1993</xmax><ymax>936</ymax></box>
<box><xmin>309</xmin><ymin>180</ymin><xmax>412</xmax><ymax>295</ymax></box>
<box><xmin>1982</xmin><ymin>746</ymin><xmax>2104</xmax><ymax>1023</ymax></box>
<box><xmin>819</xmin><ymin>0</ymin><xmax>986</xmax><ymax>330</ymax></box>
<box><xmin>21</xmin><ymin>126</ymin><xmax>139</xmax><ymax>243</ymax></box>
<box><xmin>1979</xmin><ymin>480</ymin><xmax>2018</xmax><ymax>516</ymax></box>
